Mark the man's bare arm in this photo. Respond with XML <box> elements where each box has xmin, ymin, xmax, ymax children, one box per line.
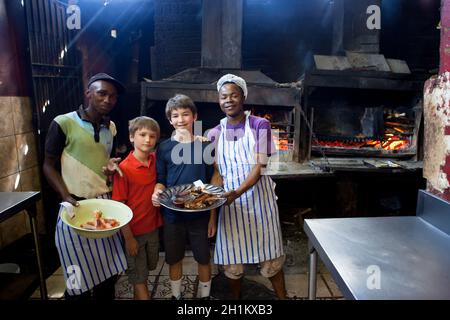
<box><xmin>43</xmin><ymin>153</ymin><xmax>79</xmax><ymax>206</ymax></box>
<box><xmin>210</xmin><ymin>163</ymin><xmax>223</xmax><ymax>187</ymax></box>
<box><xmin>223</xmin><ymin>153</ymin><xmax>267</xmax><ymax>205</ymax></box>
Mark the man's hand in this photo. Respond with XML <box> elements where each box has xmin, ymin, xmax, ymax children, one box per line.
<box><xmin>152</xmin><ymin>189</ymin><xmax>163</xmax><ymax>207</ymax></box>
<box><xmin>222</xmin><ymin>163</ymin><xmax>263</xmax><ymax>206</ymax></box>
<box><xmin>125</xmin><ymin>237</ymin><xmax>139</xmax><ymax>257</ymax></box>
<box><xmin>62</xmin><ymin>194</ymin><xmax>79</xmax><ymax>207</ymax></box>
<box><xmin>223</xmin><ymin>190</ymin><xmax>240</xmax><ymax>206</ymax></box>
<box><xmin>102</xmin><ymin>157</ymin><xmax>122</xmax><ymax>177</ymax></box>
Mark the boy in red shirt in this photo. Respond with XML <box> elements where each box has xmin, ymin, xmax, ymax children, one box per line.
<box><xmin>112</xmin><ymin>116</ymin><xmax>163</xmax><ymax>300</ymax></box>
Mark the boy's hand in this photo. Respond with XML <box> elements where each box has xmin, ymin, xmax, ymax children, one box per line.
<box><xmin>208</xmin><ymin>217</ymin><xmax>216</xmax><ymax>238</ymax></box>
<box><xmin>152</xmin><ymin>189</ymin><xmax>163</xmax><ymax>207</ymax></box>
<box><xmin>125</xmin><ymin>237</ymin><xmax>139</xmax><ymax>257</ymax></box>
<box><xmin>208</xmin><ymin>209</ymin><xmax>217</xmax><ymax>238</ymax></box>
<box><xmin>102</xmin><ymin>157</ymin><xmax>122</xmax><ymax>177</ymax></box>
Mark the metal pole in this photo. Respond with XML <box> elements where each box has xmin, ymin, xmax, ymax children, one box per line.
<box><xmin>308</xmin><ymin>246</ymin><xmax>317</xmax><ymax>300</ymax></box>
<box><xmin>28</xmin><ymin>204</ymin><xmax>48</xmax><ymax>300</ymax></box>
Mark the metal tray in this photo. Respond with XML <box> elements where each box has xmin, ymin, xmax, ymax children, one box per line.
<box><xmin>158</xmin><ymin>184</ymin><xmax>226</xmax><ymax>212</ymax></box>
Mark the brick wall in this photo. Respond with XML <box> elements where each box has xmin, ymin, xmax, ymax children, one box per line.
<box><xmin>152</xmin><ymin>0</ymin><xmax>439</xmax><ymax>81</ymax></box>
<box><xmin>242</xmin><ymin>0</ymin><xmax>333</xmax><ymax>82</ymax></box>
<box><xmin>152</xmin><ymin>0</ymin><xmax>202</xmax><ymax>79</ymax></box>
<box><xmin>151</xmin><ymin>0</ymin><xmax>333</xmax><ymax>82</ymax></box>
<box><xmin>381</xmin><ymin>0</ymin><xmax>440</xmax><ymax>73</ymax></box>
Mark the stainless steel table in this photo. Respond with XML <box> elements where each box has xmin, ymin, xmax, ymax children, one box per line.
<box><xmin>0</xmin><ymin>192</ymin><xmax>48</xmax><ymax>300</ymax></box>
<box><xmin>304</xmin><ymin>190</ymin><xmax>450</xmax><ymax>300</ymax></box>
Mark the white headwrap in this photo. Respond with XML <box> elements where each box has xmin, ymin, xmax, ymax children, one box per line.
<box><xmin>216</xmin><ymin>74</ymin><xmax>248</xmax><ymax>99</ymax></box>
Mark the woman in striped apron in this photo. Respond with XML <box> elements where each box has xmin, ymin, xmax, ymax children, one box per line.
<box><xmin>209</xmin><ymin>74</ymin><xmax>287</xmax><ymax>299</ymax></box>
<box><xmin>43</xmin><ymin>74</ymin><xmax>127</xmax><ymax>299</ymax></box>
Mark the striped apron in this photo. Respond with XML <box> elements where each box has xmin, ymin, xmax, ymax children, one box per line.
<box><xmin>55</xmin><ymin>193</ymin><xmax>127</xmax><ymax>295</ymax></box>
<box><xmin>214</xmin><ymin>115</ymin><xmax>284</xmax><ymax>265</ymax></box>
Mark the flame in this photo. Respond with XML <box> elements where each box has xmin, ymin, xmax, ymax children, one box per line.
<box><xmin>365</xmin><ymin>140</ymin><xmax>379</xmax><ymax>146</ymax></box>
<box><xmin>313</xmin><ymin>113</ymin><xmax>413</xmax><ymax>152</ymax></box>
<box><xmin>314</xmin><ymin>136</ymin><xmax>410</xmax><ymax>151</ymax></box>
<box><xmin>277</xmin><ymin>139</ymin><xmax>290</xmax><ymax>150</ymax></box>
<box><xmin>273</xmin><ymin>135</ymin><xmax>291</xmax><ymax>151</ymax></box>
<box><xmin>255</xmin><ymin>112</ymin><xmax>274</xmax><ymax>121</ymax></box>
<box><xmin>380</xmin><ymin>134</ymin><xmax>410</xmax><ymax>150</ymax></box>
<box><xmin>382</xmin><ymin>140</ymin><xmax>409</xmax><ymax>150</ymax></box>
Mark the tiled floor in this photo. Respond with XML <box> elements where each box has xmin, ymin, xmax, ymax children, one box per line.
<box><xmin>30</xmin><ymin>217</ymin><xmax>343</xmax><ymax>300</ymax></box>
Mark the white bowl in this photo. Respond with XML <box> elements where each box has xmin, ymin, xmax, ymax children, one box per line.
<box><xmin>60</xmin><ymin>199</ymin><xmax>133</xmax><ymax>239</ymax></box>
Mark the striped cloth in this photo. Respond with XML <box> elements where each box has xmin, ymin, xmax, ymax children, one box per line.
<box><xmin>214</xmin><ymin>115</ymin><xmax>284</xmax><ymax>265</ymax></box>
<box><xmin>55</xmin><ymin>193</ymin><xmax>127</xmax><ymax>296</ymax></box>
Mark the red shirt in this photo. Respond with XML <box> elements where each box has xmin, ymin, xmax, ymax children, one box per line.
<box><xmin>112</xmin><ymin>152</ymin><xmax>163</xmax><ymax>236</ymax></box>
